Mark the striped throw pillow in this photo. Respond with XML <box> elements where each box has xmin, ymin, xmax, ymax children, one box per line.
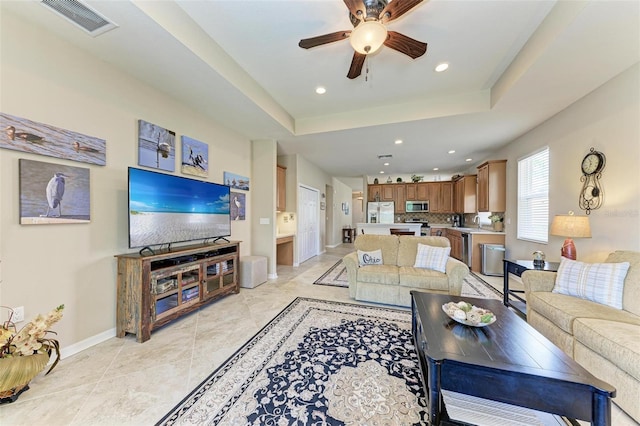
<box><xmin>414</xmin><ymin>243</ymin><xmax>450</xmax><ymax>273</ymax></box>
<box><xmin>553</xmin><ymin>257</ymin><xmax>630</xmax><ymax>309</ymax></box>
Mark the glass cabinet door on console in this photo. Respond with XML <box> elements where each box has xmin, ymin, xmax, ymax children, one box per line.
<box><xmin>203</xmin><ymin>256</ymin><xmax>236</xmax><ymax>299</ymax></box>
<box><xmin>150</xmin><ymin>264</ymin><xmax>201</xmax><ymax>321</ymax></box>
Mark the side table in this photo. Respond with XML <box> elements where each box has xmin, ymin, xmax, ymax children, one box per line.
<box><xmin>342</xmin><ymin>227</ymin><xmax>356</xmax><ymax>243</ymax></box>
<box><xmin>503</xmin><ymin>259</ymin><xmax>560</xmax><ymax>316</ymax></box>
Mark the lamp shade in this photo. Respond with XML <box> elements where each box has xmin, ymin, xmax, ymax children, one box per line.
<box><xmin>550</xmin><ymin>214</ymin><xmax>592</xmax><ymax>238</ymax></box>
<box><xmin>349</xmin><ymin>21</ymin><xmax>388</xmax><ymax>54</ymax></box>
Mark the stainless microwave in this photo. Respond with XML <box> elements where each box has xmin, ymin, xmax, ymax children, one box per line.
<box><xmin>406</xmin><ymin>201</ymin><xmax>429</xmax><ymax>212</ymax></box>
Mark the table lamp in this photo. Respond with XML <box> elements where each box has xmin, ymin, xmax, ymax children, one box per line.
<box><xmin>549</xmin><ymin>212</ymin><xmax>591</xmax><ymax>260</ymax></box>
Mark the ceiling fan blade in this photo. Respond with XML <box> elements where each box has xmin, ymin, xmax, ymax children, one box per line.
<box><xmin>344</xmin><ymin>0</ymin><xmax>367</xmax><ymax>21</ymax></box>
<box><xmin>379</xmin><ymin>0</ymin><xmax>423</xmax><ymax>24</ymax></box>
<box><xmin>299</xmin><ymin>31</ymin><xmax>351</xmax><ymax>49</ymax></box>
<box><xmin>347</xmin><ymin>52</ymin><xmax>366</xmax><ymax>79</ymax></box>
<box><xmin>384</xmin><ymin>31</ymin><xmax>427</xmax><ymax>59</ymax></box>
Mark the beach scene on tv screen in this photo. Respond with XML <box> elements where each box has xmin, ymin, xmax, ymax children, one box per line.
<box><xmin>129</xmin><ymin>169</ymin><xmax>230</xmax><ymax>247</ymax></box>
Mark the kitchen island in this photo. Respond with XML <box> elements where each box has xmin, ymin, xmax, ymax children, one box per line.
<box><xmin>356</xmin><ymin>222</ymin><xmax>422</xmax><ymax>236</ymax></box>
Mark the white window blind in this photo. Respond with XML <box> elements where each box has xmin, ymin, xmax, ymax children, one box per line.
<box><xmin>518</xmin><ymin>148</ymin><xmax>549</xmax><ymax>243</ymax></box>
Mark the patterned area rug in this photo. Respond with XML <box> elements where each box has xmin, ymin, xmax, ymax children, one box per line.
<box><xmin>158</xmin><ymin>298</ymin><xmax>569</xmax><ymax>426</ymax></box>
<box><xmin>314</xmin><ymin>260</ymin><xmax>502</xmax><ymax>301</ymax></box>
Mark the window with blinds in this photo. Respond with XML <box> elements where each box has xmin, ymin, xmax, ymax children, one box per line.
<box><xmin>517</xmin><ymin>147</ymin><xmax>549</xmax><ymax>243</ymax></box>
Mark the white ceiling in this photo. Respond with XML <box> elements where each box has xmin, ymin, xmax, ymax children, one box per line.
<box><xmin>4</xmin><ymin>0</ymin><xmax>639</xmax><ymax>187</ymax></box>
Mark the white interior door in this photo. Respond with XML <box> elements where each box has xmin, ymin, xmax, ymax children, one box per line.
<box><xmin>298</xmin><ymin>185</ymin><xmax>319</xmax><ymax>264</ymax></box>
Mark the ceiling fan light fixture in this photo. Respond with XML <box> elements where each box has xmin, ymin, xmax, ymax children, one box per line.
<box><xmin>349</xmin><ymin>20</ymin><xmax>388</xmax><ymax>54</ymax></box>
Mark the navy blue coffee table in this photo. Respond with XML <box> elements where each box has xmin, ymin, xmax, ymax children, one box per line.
<box><xmin>411</xmin><ymin>291</ymin><xmax>615</xmax><ymax>426</ymax></box>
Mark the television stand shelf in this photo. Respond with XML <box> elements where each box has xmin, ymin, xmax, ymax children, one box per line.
<box><xmin>115</xmin><ymin>241</ymin><xmax>240</xmax><ymax>342</ymax></box>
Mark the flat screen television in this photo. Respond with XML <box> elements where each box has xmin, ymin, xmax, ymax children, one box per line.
<box><xmin>128</xmin><ymin>167</ymin><xmax>231</xmax><ymax>250</ymax></box>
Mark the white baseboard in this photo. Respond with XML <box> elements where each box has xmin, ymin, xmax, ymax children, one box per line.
<box><xmin>268</xmin><ymin>273</ymin><xmax>278</xmax><ymax>279</ymax></box>
<box><xmin>60</xmin><ymin>327</ymin><xmax>116</xmax><ymax>359</ymax></box>
<box><xmin>293</xmin><ymin>262</ymin><xmax>299</xmax><ymax>267</ymax></box>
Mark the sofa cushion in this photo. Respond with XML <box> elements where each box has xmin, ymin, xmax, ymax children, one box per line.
<box><xmin>398</xmin><ymin>266</ymin><xmax>449</xmax><ymax>291</ymax></box>
<box><xmin>553</xmin><ymin>257</ymin><xmax>630</xmax><ymax>309</ymax></box>
<box><xmin>527</xmin><ymin>291</ymin><xmax>634</xmax><ymax>335</ymax></box>
<box><xmin>354</xmin><ymin>234</ymin><xmax>399</xmax><ymax>266</ymax></box>
<box><xmin>605</xmin><ymin>251</ymin><xmax>640</xmax><ymax>316</ymax></box>
<box><xmin>413</xmin><ymin>243</ymin><xmax>450</xmax><ymax>273</ymax></box>
<box><xmin>356</xmin><ymin>264</ymin><xmax>400</xmax><ymax>285</ymax></box>
<box><xmin>357</xmin><ymin>249</ymin><xmax>383</xmax><ymax>266</ymax></box>
<box><xmin>573</xmin><ymin>318</ymin><xmax>640</xmax><ymax>381</ymax></box>
<box><xmin>397</xmin><ymin>236</ymin><xmax>450</xmax><ymax>267</ymax></box>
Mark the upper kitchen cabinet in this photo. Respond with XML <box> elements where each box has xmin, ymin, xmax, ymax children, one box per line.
<box><xmin>416</xmin><ymin>183</ymin><xmax>429</xmax><ymax>201</ymax></box>
<box><xmin>453</xmin><ymin>175</ymin><xmax>477</xmax><ymax>213</ymax></box>
<box><xmin>277</xmin><ymin>165</ymin><xmax>286</xmax><ymax>211</ymax></box>
<box><xmin>427</xmin><ymin>182</ymin><xmax>453</xmax><ymax>213</ymax></box>
<box><xmin>368</xmin><ymin>184</ymin><xmax>381</xmax><ymax>201</ymax></box>
<box><xmin>405</xmin><ymin>183</ymin><xmax>417</xmax><ymax>200</ymax></box>
<box><xmin>381</xmin><ymin>184</ymin><xmax>395</xmax><ymax>201</ymax></box>
<box><xmin>477</xmin><ymin>160</ymin><xmax>506</xmax><ymax>212</ymax></box>
<box><xmin>393</xmin><ymin>184</ymin><xmax>406</xmax><ymax>213</ymax></box>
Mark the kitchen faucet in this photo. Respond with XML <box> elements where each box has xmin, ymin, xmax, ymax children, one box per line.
<box><xmin>473</xmin><ymin>215</ymin><xmax>480</xmax><ymax>228</ymax></box>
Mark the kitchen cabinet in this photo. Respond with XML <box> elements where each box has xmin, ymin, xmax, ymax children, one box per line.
<box><xmin>417</xmin><ymin>183</ymin><xmax>429</xmax><ymax>201</ymax></box>
<box><xmin>453</xmin><ymin>175</ymin><xmax>477</xmax><ymax>213</ymax></box>
<box><xmin>405</xmin><ymin>184</ymin><xmax>417</xmax><ymax>200</ymax></box>
<box><xmin>440</xmin><ymin>182</ymin><xmax>453</xmax><ymax>213</ymax></box>
<box><xmin>381</xmin><ymin>184</ymin><xmax>395</xmax><ymax>201</ymax></box>
<box><xmin>427</xmin><ymin>182</ymin><xmax>453</xmax><ymax>213</ymax></box>
<box><xmin>277</xmin><ymin>165</ymin><xmax>286</xmax><ymax>211</ymax></box>
<box><xmin>477</xmin><ymin>160</ymin><xmax>506</xmax><ymax>212</ymax></box>
<box><xmin>445</xmin><ymin>229</ymin><xmax>463</xmax><ymax>261</ymax></box>
<box><xmin>368</xmin><ymin>184</ymin><xmax>381</xmax><ymax>201</ymax></box>
<box><xmin>393</xmin><ymin>184</ymin><xmax>406</xmax><ymax>213</ymax></box>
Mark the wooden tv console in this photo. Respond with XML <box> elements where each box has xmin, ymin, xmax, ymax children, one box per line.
<box><xmin>115</xmin><ymin>241</ymin><xmax>240</xmax><ymax>342</ymax></box>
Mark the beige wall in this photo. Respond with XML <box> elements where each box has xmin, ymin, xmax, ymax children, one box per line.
<box><xmin>329</xmin><ymin>178</ymin><xmax>354</xmax><ymax>247</ymax></box>
<box><xmin>0</xmin><ymin>10</ymin><xmax>252</xmax><ymax>355</ymax></box>
<box><xmin>495</xmin><ymin>63</ymin><xmax>640</xmax><ymax>262</ymax></box>
<box><xmin>251</xmin><ymin>140</ymin><xmax>277</xmax><ymax>276</ymax></box>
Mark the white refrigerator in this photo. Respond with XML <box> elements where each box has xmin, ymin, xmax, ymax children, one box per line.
<box><xmin>367</xmin><ymin>202</ymin><xmax>395</xmax><ymax>224</ymax></box>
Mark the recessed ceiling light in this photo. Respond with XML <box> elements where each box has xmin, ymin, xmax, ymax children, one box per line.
<box><xmin>315</xmin><ymin>86</ymin><xmax>326</xmax><ymax>95</ymax></box>
<box><xmin>380</xmin><ymin>171</ymin><xmax>385</xmax><ymax>174</ymax></box>
<box><xmin>383</xmin><ymin>162</ymin><xmax>390</xmax><ymax>166</ymax></box>
<box><xmin>394</xmin><ymin>139</ymin><xmax>403</xmax><ymax>144</ymax></box>
<box><xmin>448</xmin><ymin>150</ymin><xmax>456</xmax><ymax>154</ymax></box>
<box><xmin>433</xmin><ymin>167</ymin><xmax>439</xmax><ymax>171</ymax></box>
<box><xmin>435</xmin><ymin>63</ymin><xmax>449</xmax><ymax>72</ymax></box>
<box><xmin>465</xmin><ymin>158</ymin><xmax>473</xmax><ymax>162</ymax></box>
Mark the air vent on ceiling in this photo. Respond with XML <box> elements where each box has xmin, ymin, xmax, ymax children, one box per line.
<box><xmin>41</xmin><ymin>0</ymin><xmax>118</xmax><ymax>37</ymax></box>
<box><xmin>377</xmin><ymin>155</ymin><xmax>393</xmax><ymax>160</ymax></box>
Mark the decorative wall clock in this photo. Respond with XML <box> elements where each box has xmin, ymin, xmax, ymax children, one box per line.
<box><xmin>578</xmin><ymin>147</ymin><xmax>606</xmax><ymax>214</ymax></box>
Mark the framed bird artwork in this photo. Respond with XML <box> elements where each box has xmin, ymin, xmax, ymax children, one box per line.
<box><xmin>18</xmin><ymin>159</ymin><xmax>90</xmax><ymax>225</ymax></box>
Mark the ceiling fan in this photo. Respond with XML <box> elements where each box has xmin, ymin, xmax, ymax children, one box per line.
<box><xmin>298</xmin><ymin>0</ymin><xmax>427</xmax><ymax>79</ymax></box>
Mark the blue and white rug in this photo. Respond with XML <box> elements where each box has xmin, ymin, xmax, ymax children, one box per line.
<box><xmin>158</xmin><ymin>298</ymin><xmax>569</xmax><ymax>426</ymax></box>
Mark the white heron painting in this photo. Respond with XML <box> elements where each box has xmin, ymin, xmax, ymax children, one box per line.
<box><xmin>230</xmin><ymin>191</ymin><xmax>245</xmax><ymax>221</ymax></box>
<box><xmin>19</xmin><ymin>159</ymin><xmax>90</xmax><ymax>225</ymax></box>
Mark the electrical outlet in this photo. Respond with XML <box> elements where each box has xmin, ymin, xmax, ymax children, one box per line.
<box><xmin>12</xmin><ymin>306</ymin><xmax>24</xmax><ymax>323</ymax></box>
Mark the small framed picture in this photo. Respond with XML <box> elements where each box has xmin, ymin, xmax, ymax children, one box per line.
<box><xmin>342</xmin><ymin>202</ymin><xmax>346</xmax><ymax>211</ymax></box>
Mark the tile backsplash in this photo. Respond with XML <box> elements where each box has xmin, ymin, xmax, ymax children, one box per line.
<box><xmin>397</xmin><ymin>212</ymin><xmax>456</xmax><ymax>225</ymax></box>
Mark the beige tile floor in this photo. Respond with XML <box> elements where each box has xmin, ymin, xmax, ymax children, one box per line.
<box><xmin>1</xmin><ymin>245</ymin><xmax>636</xmax><ymax>426</ymax></box>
